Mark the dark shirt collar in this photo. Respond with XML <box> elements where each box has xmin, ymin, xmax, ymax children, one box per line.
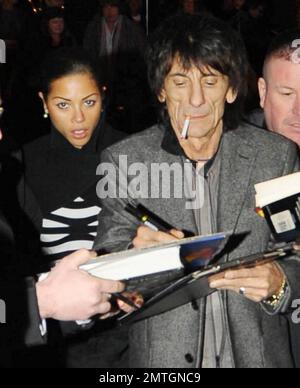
<box><xmin>50</xmin><ymin>118</ymin><xmax>104</xmax><ymax>155</ymax></box>
<box><xmin>161</xmin><ymin>120</ymin><xmax>184</xmax><ymax>156</ymax></box>
<box><xmin>160</xmin><ymin>120</ymin><xmax>222</xmax><ymax>175</ymax></box>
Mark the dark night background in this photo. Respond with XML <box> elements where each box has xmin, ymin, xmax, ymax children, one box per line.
<box><xmin>1</xmin><ymin>0</ymin><xmax>300</xmax><ymax>147</ymax></box>
<box><xmin>19</xmin><ymin>0</ymin><xmax>300</xmax><ymax>41</ymax></box>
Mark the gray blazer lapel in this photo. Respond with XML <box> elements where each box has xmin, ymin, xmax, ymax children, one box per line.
<box><xmin>217</xmin><ymin>131</ymin><xmax>259</xmax><ymax>234</ymax></box>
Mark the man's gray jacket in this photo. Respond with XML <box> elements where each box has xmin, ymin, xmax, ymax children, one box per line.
<box><xmin>94</xmin><ymin>122</ymin><xmax>300</xmax><ymax>368</ymax></box>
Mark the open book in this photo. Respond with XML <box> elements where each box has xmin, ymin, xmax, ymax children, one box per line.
<box><xmin>255</xmin><ymin>172</ymin><xmax>300</xmax><ymax>242</ymax></box>
<box><xmin>81</xmin><ymin>231</ymin><xmax>291</xmax><ymax>323</ymax></box>
<box><xmin>81</xmin><ymin>232</ymin><xmax>231</xmax><ymax>282</ymax></box>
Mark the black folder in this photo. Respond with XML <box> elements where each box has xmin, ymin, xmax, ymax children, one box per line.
<box><xmin>118</xmin><ymin>248</ymin><xmax>291</xmax><ymax>324</ymax></box>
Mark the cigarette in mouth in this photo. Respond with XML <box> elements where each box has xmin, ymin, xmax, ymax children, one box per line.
<box><xmin>181</xmin><ymin>116</ymin><xmax>191</xmax><ymax>139</ymax></box>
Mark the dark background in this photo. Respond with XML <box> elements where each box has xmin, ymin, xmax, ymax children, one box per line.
<box><xmin>21</xmin><ymin>0</ymin><xmax>300</xmax><ymax>40</ymax></box>
<box><xmin>1</xmin><ymin>0</ymin><xmax>300</xmax><ymax>148</ymax></box>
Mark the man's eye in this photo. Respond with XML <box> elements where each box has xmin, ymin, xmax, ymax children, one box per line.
<box><xmin>279</xmin><ymin>90</ymin><xmax>294</xmax><ymax>96</ymax></box>
<box><xmin>174</xmin><ymin>79</ymin><xmax>186</xmax><ymax>87</ymax></box>
<box><xmin>84</xmin><ymin>100</ymin><xmax>96</xmax><ymax>107</ymax></box>
<box><xmin>204</xmin><ymin>79</ymin><xmax>217</xmax><ymax>86</ymax></box>
<box><xmin>57</xmin><ymin>102</ymin><xmax>69</xmax><ymax>109</ymax></box>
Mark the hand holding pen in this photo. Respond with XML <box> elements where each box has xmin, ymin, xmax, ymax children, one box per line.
<box><xmin>133</xmin><ymin>226</ymin><xmax>185</xmax><ymax>249</ymax></box>
<box><xmin>125</xmin><ymin>203</ymin><xmax>185</xmax><ymax>249</ymax></box>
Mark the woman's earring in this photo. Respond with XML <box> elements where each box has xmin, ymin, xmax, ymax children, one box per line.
<box><xmin>43</xmin><ymin>110</ymin><xmax>49</xmax><ymax>119</ymax></box>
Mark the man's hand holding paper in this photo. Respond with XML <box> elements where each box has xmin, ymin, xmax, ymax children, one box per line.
<box><xmin>209</xmin><ymin>262</ymin><xmax>286</xmax><ymax>303</ymax></box>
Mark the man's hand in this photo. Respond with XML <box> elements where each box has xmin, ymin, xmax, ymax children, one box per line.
<box><xmin>116</xmin><ymin>292</ymin><xmax>144</xmax><ymax>313</ymax></box>
<box><xmin>100</xmin><ymin>292</ymin><xmax>145</xmax><ymax>320</ymax></box>
<box><xmin>36</xmin><ymin>249</ymin><xmax>125</xmax><ymax>321</ymax></box>
<box><xmin>294</xmin><ymin>242</ymin><xmax>300</xmax><ymax>251</ymax></box>
<box><xmin>209</xmin><ymin>262</ymin><xmax>285</xmax><ymax>303</ymax></box>
<box><xmin>133</xmin><ymin>226</ymin><xmax>185</xmax><ymax>249</ymax></box>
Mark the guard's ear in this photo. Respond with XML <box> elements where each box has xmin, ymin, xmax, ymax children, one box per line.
<box><xmin>258</xmin><ymin>77</ymin><xmax>267</xmax><ymax>109</ymax></box>
<box><xmin>226</xmin><ymin>88</ymin><xmax>238</xmax><ymax>104</ymax></box>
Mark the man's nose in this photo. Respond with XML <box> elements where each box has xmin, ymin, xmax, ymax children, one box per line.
<box><xmin>189</xmin><ymin>83</ymin><xmax>205</xmax><ymax>107</ymax></box>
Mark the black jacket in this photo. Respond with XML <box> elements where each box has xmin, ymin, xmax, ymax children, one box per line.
<box><xmin>3</xmin><ymin>122</ymin><xmax>125</xmax><ymax>273</ymax></box>
<box><xmin>0</xmin><ymin>210</ymin><xmax>45</xmax><ymax>367</ymax></box>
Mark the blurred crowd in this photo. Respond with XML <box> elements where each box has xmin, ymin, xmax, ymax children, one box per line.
<box><xmin>1</xmin><ymin>0</ymin><xmax>300</xmax><ymax>148</ymax></box>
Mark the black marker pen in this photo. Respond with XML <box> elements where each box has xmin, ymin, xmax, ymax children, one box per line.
<box><xmin>125</xmin><ymin>203</ymin><xmax>175</xmax><ymax>233</ymax></box>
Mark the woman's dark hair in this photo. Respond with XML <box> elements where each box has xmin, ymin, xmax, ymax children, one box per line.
<box><xmin>146</xmin><ymin>14</ymin><xmax>249</xmax><ymax>129</ymax></box>
<box><xmin>38</xmin><ymin>48</ymin><xmax>102</xmax><ymax>97</ymax></box>
<box><xmin>42</xmin><ymin>6</ymin><xmax>65</xmax><ymax>22</ymax></box>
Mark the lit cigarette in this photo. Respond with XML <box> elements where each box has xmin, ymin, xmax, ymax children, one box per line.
<box><xmin>181</xmin><ymin>116</ymin><xmax>191</xmax><ymax>139</ymax></box>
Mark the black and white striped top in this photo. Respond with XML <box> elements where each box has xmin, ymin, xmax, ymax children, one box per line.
<box><xmin>40</xmin><ymin>194</ymin><xmax>101</xmax><ymax>260</ymax></box>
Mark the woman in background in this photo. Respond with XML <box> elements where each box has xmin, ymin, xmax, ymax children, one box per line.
<box><xmin>40</xmin><ymin>6</ymin><xmax>76</xmax><ymax>50</ymax></box>
<box><xmin>9</xmin><ymin>48</ymin><xmax>127</xmax><ymax>368</ymax></box>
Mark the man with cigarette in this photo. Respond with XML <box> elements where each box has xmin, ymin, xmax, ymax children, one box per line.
<box><xmin>94</xmin><ymin>14</ymin><xmax>300</xmax><ymax>368</ymax></box>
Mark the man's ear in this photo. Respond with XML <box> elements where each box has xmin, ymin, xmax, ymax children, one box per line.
<box><xmin>226</xmin><ymin>88</ymin><xmax>238</xmax><ymax>104</ymax></box>
<box><xmin>158</xmin><ymin>89</ymin><xmax>166</xmax><ymax>103</ymax></box>
<box><xmin>258</xmin><ymin>78</ymin><xmax>267</xmax><ymax>109</ymax></box>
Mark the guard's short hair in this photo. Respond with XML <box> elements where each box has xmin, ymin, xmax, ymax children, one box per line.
<box><xmin>264</xmin><ymin>29</ymin><xmax>300</xmax><ymax>65</ymax></box>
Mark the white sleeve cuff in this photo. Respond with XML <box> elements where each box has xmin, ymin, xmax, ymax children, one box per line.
<box><xmin>38</xmin><ymin>273</ymin><xmax>49</xmax><ymax>336</ymax></box>
<box><xmin>39</xmin><ymin>319</ymin><xmax>47</xmax><ymax>337</ymax></box>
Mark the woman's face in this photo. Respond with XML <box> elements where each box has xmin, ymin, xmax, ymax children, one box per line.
<box><xmin>48</xmin><ymin>17</ymin><xmax>65</xmax><ymax>35</ymax></box>
<box><xmin>40</xmin><ymin>72</ymin><xmax>102</xmax><ymax>149</ymax></box>
<box><xmin>232</xmin><ymin>0</ymin><xmax>245</xmax><ymax>10</ymax></box>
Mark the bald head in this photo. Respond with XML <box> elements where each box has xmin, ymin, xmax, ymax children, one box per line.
<box><xmin>259</xmin><ymin>31</ymin><xmax>300</xmax><ymax>147</ymax></box>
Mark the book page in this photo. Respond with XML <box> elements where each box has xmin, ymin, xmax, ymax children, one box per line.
<box><xmin>255</xmin><ymin>172</ymin><xmax>300</xmax><ymax>208</ymax></box>
<box><xmin>83</xmin><ymin>246</ymin><xmax>182</xmax><ymax>280</ymax></box>
<box><xmin>81</xmin><ymin>232</ymin><xmax>230</xmax><ymax>281</ymax></box>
